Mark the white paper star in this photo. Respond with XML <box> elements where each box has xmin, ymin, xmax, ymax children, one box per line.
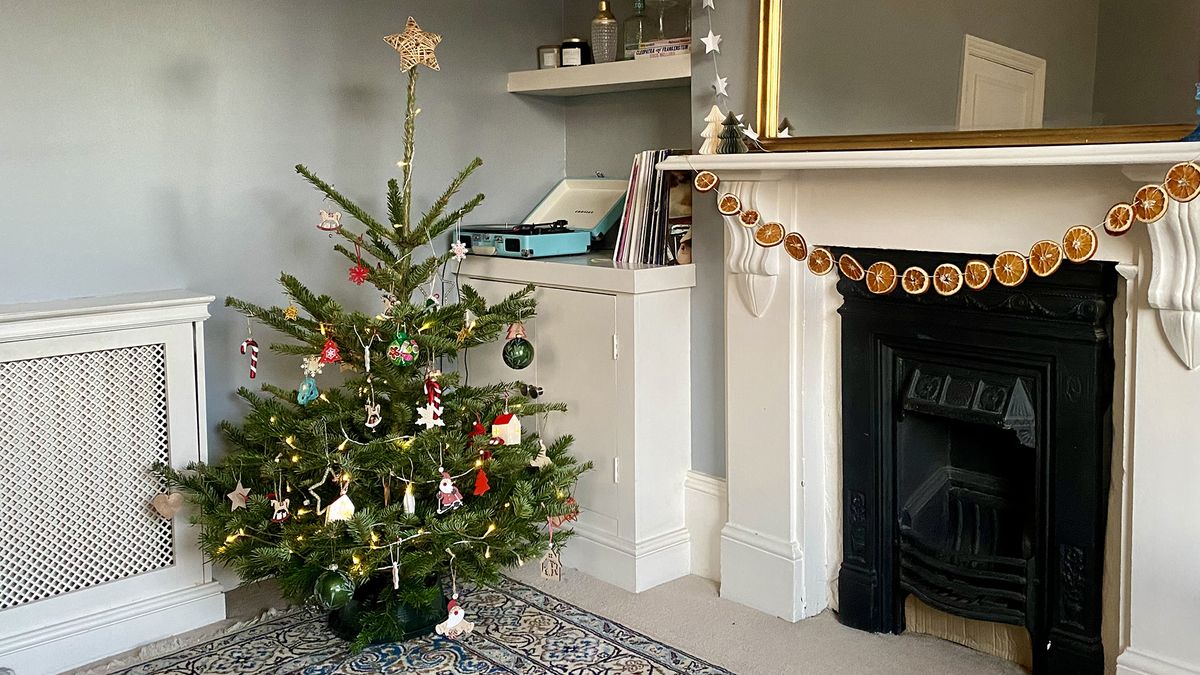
<box><xmin>700</xmin><ymin>30</ymin><xmax>722</xmax><ymax>54</ymax></box>
<box><xmin>227</xmin><ymin>481</ymin><xmax>250</xmax><ymax>511</ymax></box>
<box><xmin>713</xmin><ymin>76</ymin><xmax>729</xmax><ymax>98</ymax></box>
<box><xmin>778</xmin><ymin>127</ymin><xmax>793</xmax><ymax>138</ymax></box>
<box><xmin>451</xmin><ymin>241</ymin><xmax>468</xmax><ymax>261</ymax></box>
<box><xmin>742</xmin><ymin>123</ymin><xmax>759</xmax><ymax>141</ymax></box>
<box><xmin>416</xmin><ymin>403</ymin><xmax>445</xmax><ymax>430</ymax></box>
<box><xmin>302</xmin><ymin>355</ymin><xmax>324</xmax><ymax>377</ymax></box>
<box><xmin>703</xmin><ymin>0</ymin><xmax>715</xmax><ymax>8</ymax></box>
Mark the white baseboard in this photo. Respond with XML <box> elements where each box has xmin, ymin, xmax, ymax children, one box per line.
<box><xmin>684</xmin><ymin>470</ymin><xmax>727</xmax><ymax>581</ymax></box>
<box><xmin>560</xmin><ymin>522</ymin><xmax>691</xmax><ymax>593</ymax></box>
<box><xmin>1117</xmin><ymin>647</ymin><xmax>1200</xmax><ymax>675</ymax></box>
<box><xmin>0</xmin><ymin>582</ymin><xmax>226</xmax><ymax>675</ymax></box>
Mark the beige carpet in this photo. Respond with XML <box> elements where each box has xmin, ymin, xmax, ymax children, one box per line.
<box><xmin>76</xmin><ymin>568</ymin><xmax>1025</xmax><ymax>674</ymax></box>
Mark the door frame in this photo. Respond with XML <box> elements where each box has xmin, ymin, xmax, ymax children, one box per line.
<box><xmin>957</xmin><ymin>34</ymin><xmax>1047</xmax><ymax>131</ymax></box>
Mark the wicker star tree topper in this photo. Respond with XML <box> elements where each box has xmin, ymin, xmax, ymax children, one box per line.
<box><xmin>385</xmin><ymin>16</ymin><xmax>442</xmax><ymax>72</ymax></box>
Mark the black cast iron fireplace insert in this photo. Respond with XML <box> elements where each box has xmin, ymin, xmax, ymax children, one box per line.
<box><xmin>833</xmin><ymin>247</ymin><xmax>1116</xmax><ymax>674</ymax></box>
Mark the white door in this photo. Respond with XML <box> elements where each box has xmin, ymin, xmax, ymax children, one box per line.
<box><xmin>957</xmin><ymin>35</ymin><xmax>1046</xmax><ymax>130</ymax></box>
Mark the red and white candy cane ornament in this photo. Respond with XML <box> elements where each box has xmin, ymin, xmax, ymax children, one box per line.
<box><xmin>424</xmin><ymin>371</ymin><xmax>443</xmax><ymax>422</ymax></box>
<box><xmin>240</xmin><ymin>320</ymin><xmax>260</xmax><ymax>379</ymax></box>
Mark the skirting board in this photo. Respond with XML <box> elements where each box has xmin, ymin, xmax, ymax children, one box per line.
<box><xmin>560</xmin><ymin>522</ymin><xmax>691</xmax><ymax>593</ymax></box>
<box><xmin>0</xmin><ymin>582</ymin><xmax>226</xmax><ymax>675</ymax></box>
<box><xmin>685</xmin><ymin>470</ymin><xmax>727</xmax><ymax>581</ymax></box>
<box><xmin>1117</xmin><ymin>647</ymin><xmax>1200</xmax><ymax>675</ymax></box>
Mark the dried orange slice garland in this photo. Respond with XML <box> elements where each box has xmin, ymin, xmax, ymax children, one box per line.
<box><xmin>702</xmin><ymin>159</ymin><xmax>1196</xmax><ymax>292</ymax></box>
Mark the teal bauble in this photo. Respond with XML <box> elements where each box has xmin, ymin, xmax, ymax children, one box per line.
<box><xmin>502</xmin><ymin>337</ymin><xmax>535</xmax><ymax>370</ymax></box>
<box><xmin>314</xmin><ymin>569</ymin><xmax>354</xmax><ymax>610</ymax></box>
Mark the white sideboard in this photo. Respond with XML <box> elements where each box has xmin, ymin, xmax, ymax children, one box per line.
<box><xmin>0</xmin><ymin>291</ymin><xmax>225</xmax><ymax>675</ymax></box>
<box><xmin>459</xmin><ymin>255</ymin><xmax>695</xmax><ymax>592</ymax></box>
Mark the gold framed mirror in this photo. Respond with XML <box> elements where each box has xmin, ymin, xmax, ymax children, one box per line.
<box><xmin>756</xmin><ymin>0</ymin><xmax>1198</xmax><ymax>151</ymax></box>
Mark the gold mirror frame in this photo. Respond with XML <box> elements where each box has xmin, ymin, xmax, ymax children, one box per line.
<box><xmin>755</xmin><ymin>0</ymin><xmax>1194</xmax><ymax>152</ymax></box>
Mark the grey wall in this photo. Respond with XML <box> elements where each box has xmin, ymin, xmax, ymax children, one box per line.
<box><xmin>0</xmin><ymin>0</ymin><xmax>566</xmax><ymax>448</ymax></box>
<box><xmin>1092</xmin><ymin>0</ymin><xmax>1200</xmax><ymax>125</ymax></box>
<box><xmin>777</xmin><ymin>0</ymin><xmax>1101</xmax><ymax>135</ymax></box>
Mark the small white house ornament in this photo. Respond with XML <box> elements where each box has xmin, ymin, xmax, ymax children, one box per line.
<box><xmin>491</xmin><ymin>413</ymin><xmax>521</xmax><ymax>446</ymax></box>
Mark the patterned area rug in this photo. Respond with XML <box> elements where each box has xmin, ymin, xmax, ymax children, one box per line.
<box><xmin>109</xmin><ymin>577</ymin><xmax>734</xmax><ymax>674</ymax></box>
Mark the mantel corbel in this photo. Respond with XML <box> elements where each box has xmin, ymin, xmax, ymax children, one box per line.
<box><xmin>722</xmin><ymin>180</ymin><xmax>781</xmax><ymax>317</ymax></box>
<box><xmin>1147</xmin><ymin>198</ymin><xmax>1200</xmax><ymax>369</ymax></box>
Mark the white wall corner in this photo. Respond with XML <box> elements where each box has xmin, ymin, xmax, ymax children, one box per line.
<box><xmin>685</xmin><ymin>470</ymin><xmax>727</xmax><ymax>581</ymax></box>
<box><xmin>1117</xmin><ymin>647</ymin><xmax>1200</xmax><ymax>675</ymax></box>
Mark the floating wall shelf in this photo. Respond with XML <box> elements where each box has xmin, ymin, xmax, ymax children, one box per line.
<box><xmin>507</xmin><ymin>53</ymin><xmax>691</xmax><ymax>96</ymax></box>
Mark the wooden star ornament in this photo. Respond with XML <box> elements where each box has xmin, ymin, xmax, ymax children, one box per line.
<box><xmin>385</xmin><ymin>17</ymin><xmax>442</xmax><ymax>72</ymax></box>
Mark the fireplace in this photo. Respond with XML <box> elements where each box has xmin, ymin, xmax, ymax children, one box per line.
<box><xmin>834</xmin><ymin>247</ymin><xmax>1116</xmax><ymax>673</ymax></box>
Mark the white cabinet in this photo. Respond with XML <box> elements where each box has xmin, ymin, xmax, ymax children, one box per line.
<box><xmin>460</xmin><ymin>255</ymin><xmax>695</xmax><ymax>592</ymax></box>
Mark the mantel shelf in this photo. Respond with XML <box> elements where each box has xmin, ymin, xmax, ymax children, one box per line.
<box><xmin>658</xmin><ymin>141</ymin><xmax>1200</xmax><ymax>172</ymax></box>
<box><xmin>507</xmin><ymin>54</ymin><xmax>690</xmax><ymax>96</ymax></box>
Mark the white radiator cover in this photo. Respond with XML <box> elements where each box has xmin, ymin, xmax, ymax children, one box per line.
<box><xmin>0</xmin><ymin>291</ymin><xmax>224</xmax><ymax>675</ymax></box>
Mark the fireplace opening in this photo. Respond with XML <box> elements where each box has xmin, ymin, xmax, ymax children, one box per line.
<box><xmin>833</xmin><ymin>247</ymin><xmax>1116</xmax><ymax>674</ymax></box>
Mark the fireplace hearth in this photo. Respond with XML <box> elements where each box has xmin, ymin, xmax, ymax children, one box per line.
<box><xmin>834</xmin><ymin>247</ymin><xmax>1116</xmax><ymax>674</ymax></box>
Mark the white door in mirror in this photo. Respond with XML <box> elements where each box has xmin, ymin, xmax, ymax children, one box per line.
<box><xmin>957</xmin><ymin>35</ymin><xmax>1046</xmax><ymax>130</ymax></box>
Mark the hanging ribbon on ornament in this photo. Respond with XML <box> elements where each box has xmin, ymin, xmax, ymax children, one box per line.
<box><xmin>348</xmin><ymin>236</ymin><xmax>370</xmax><ymax>285</ymax></box>
<box><xmin>240</xmin><ymin>319</ymin><xmax>259</xmax><ymax>379</ymax></box>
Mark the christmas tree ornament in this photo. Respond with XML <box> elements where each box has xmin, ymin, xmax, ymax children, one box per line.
<box><xmin>297</xmin><ymin>376</ymin><xmax>319</xmax><ymax>405</ymax></box>
<box><xmin>541</xmin><ymin>520</ymin><xmax>563</xmax><ymax>581</ymax></box>
<box><xmin>716</xmin><ymin>111</ymin><xmax>746</xmax><ymax>153</ymax></box>
<box><xmin>700</xmin><ymin>29</ymin><xmax>722</xmax><ymax>54</ymax></box>
<box><xmin>699</xmin><ymin>106</ymin><xmax>724</xmax><ymax>155</ymax></box>
<box><xmin>403</xmin><ymin>482</ymin><xmax>416</xmax><ymax>515</ymax></box>
<box><xmin>436</xmin><ymin>470</ymin><xmax>464</xmax><ymax>514</ymax></box>
<box><xmin>314</xmin><ymin>568</ymin><xmax>354</xmax><ymax>610</ymax></box>
<box><xmin>150</xmin><ymin>492</ymin><xmax>184</xmax><ymax>519</ymax></box>
<box><xmin>319</xmin><ymin>338</ymin><xmax>342</xmax><ymax>364</ymax></box>
<box><xmin>384</xmin><ymin>16</ymin><xmax>442</xmax><ymax>72</ymax></box>
<box><xmin>416</xmin><ymin>403</ymin><xmax>445</xmax><ymax>430</ymax></box>
<box><xmin>326</xmin><ymin>491</ymin><xmax>356</xmax><ymax>523</ymax></box>
<box><xmin>492</xmin><ymin>412</ymin><xmax>522</xmax><ymax>446</ymax></box>
<box><xmin>364</xmin><ymin>403</ymin><xmax>382</xmax><ymax>429</ymax></box>
<box><xmin>317</xmin><ymin>209</ymin><xmax>342</xmax><ymax>234</ymax></box>
<box><xmin>387</xmin><ymin>332</ymin><xmax>419</xmax><ymax>366</ymax></box>
<box><xmin>348</xmin><ymin>238</ymin><xmax>370</xmax><ymax>285</ymax></box>
<box><xmin>530</xmin><ymin>439</ymin><xmax>552</xmax><ymax>468</ymax></box>
<box><xmin>270</xmin><ymin>495</ymin><xmax>291</xmax><ymax>523</ymax></box>
<box><xmin>450</xmin><ymin>240</ymin><xmax>468</xmax><ymax>261</ymax></box>
<box><xmin>227</xmin><ymin>480</ymin><xmax>251</xmax><ymax>511</ymax></box>
<box><xmin>434</xmin><ymin>595</ymin><xmax>474</xmax><ymax>638</ymax></box>
<box><xmin>240</xmin><ymin>323</ymin><xmax>260</xmax><ymax>379</ymax></box>
<box><xmin>503</xmin><ymin>336</ymin><xmax>535</xmax><ymax>370</ymax></box>
<box><xmin>301</xmin><ymin>355</ymin><xmax>324</xmax><ymax>377</ymax></box>
<box><xmin>473</xmin><ymin>467</ymin><xmax>490</xmax><ymax>496</ymax></box>
<box><xmin>283</xmin><ymin>304</ymin><xmax>299</xmax><ymax>321</ymax></box>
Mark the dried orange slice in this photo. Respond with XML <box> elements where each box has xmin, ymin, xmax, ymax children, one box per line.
<box><xmin>808</xmin><ymin>247</ymin><xmax>834</xmax><ymax>275</ymax></box>
<box><xmin>694</xmin><ymin>170</ymin><xmax>719</xmax><ymax>193</ymax></box>
<box><xmin>1132</xmin><ymin>184</ymin><xmax>1167</xmax><ymax>223</ymax></box>
<box><xmin>901</xmin><ymin>266</ymin><xmax>930</xmax><ymax>295</ymax></box>
<box><xmin>1105</xmin><ymin>203</ymin><xmax>1134</xmax><ymax>236</ymax></box>
<box><xmin>1164</xmin><ymin>162</ymin><xmax>1200</xmax><ymax>202</ymax></box>
<box><xmin>838</xmin><ymin>253</ymin><xmax>865</xmax><ymax>281</ymax></box>
<box><xmin>1029</xmin><ymin>240</ymin><xmax>1063</xmax><ymax>277</ymax></box>
<box><xmin>717</xmin><ymin>193</ymin><xmax>741</xmax><ymax>216</ymax></box>
<box><xmin>1062</xmin><ymin>225</ymin><xmax>1098</xmax><ymax>263</ymax></box>
<box><xmin>932</xmin><ymin>263</ymin><xmax>964</xmax><ymax>296</ymax></box>
<box><xmin>964</xmin><ymin>260</ymin><xmax>992</xmax><ymax>291</ymax></box>
<box><xmin>739</xmin><ymin>209</ymin><xmax>761</xmax><ymax>228</ymax></box>
<box><xmin>993</xmin><ymin>251</ymin><xmax>1028</xmax><ymax>287</ymax></box>
<box><xmin>865</xmin><ymin>261</ymin><xmax>898</xmax><ymax>294</ymax></box>
<box><xmin>783</xmin><ymin>232</ymin><xmax>808</xmax><ymax>261</ymax></box>
<box><xmin>754</xmin><ymin>222</ymin><xmax>785</xmax><ymax>247</ymax></box>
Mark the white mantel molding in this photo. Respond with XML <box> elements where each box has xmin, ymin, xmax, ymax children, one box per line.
<box><xmin>665</xmin><ymin>142</ymin><xmax>1200</xmax><ymax>369</ymax></box>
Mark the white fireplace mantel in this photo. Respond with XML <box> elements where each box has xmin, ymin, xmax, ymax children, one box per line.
<box><xmin>662</xmin><ymin>142</ymin><xmax>1200</xmax><ymax>674</ymax></box>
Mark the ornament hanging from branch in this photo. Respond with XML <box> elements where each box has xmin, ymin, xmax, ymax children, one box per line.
<box><xmin>348</xmin><ymin>238</ymin><xmax>370</xmax><ymax>285</ymax></box>
<box><xmin>436</xmin><ymin>470</ymin><xmax>464</xmax><ymax>514</ymax></box>
<box><xmin>297</xmin><ymin>376</ymin><xmax>319</xmax><ymax>405</ymax></box>
<box><xmin>317</xmin><ymin>210</ymin><xmax>342</xmax><ymax>235</ymax></box>
<box><xmin>319</xmin><ymin>339</ymin><xmax>342</xmax><ymax>364</ymax></box>
<box><xmin>435</xmin><ymin>595</ymin><xmax>474</xmax><ymax>638</ymax></box>
<box><xmin>239</xmin><ymin>321</ymin><xmax>259</xmax><ymax>379</ymax></box>
<box><xmin>387</xmin><ymin>332</ymin><xmax>419</xmax><ymax>366</ymax></box>
<box><xmin>150</xmin><ymin>492</ymin><xmax>184</xmax><ymax>519</ymax></box>
<box><xmin>227</xmin><ymin>480</ymin><xmax>251</xmax><ymax>511</ymax></box>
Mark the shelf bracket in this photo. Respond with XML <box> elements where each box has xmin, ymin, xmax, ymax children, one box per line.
<box><xmin>1147</xmin><ymin>198</ymin><xmax>1200</xmax><ymax>369</ymax></box>
<box><xmin>723</xmin><ymin>180</ymin><xmax>780</xmax><ymax>318</ymax></box>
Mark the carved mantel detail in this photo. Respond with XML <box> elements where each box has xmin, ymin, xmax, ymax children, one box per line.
<box><xmin>1147</xmin><ymin>198</ymin><xmax>1200</xmax><ymax>369</ymax></box>
<box><xmin>723</xmin><ymin>180</ymin><xmax>780</xmax><ymax>317</ymax></box>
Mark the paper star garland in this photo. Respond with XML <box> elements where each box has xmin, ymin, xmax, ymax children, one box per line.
<box><xmin>703</xmin><ymin>0</ymin><xmax>716</xmax><ymax>8</ymax></box>
<box><xmin>385</xmin><ymin>17</ymin><xmax>442</xmax><ymax>72</ymax></box>
<box><xmin>700</xmin><ymin>30</ymin><xmax>722</xmax><ymax>54</ymax></box>
<box><xmin>713</xmin><ymin>76</ymin><xmax>729</xmax><ymax>98</ymax></box>
<box><xmin>227</xmin><ymin>481</ymin><xmax>251</xmax><ymax>511</ymax></box>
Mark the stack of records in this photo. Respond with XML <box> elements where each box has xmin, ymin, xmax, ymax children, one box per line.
<box><xmin>613</xmin><ymin>149</ymin><xmax>692</xmax><ymax>266</ymax></box>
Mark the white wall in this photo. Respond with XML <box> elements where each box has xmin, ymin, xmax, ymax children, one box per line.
<box><xmin>0</xmin><ymin>0</ymin><xmax>566</xmax><ymax>446</ymax></box>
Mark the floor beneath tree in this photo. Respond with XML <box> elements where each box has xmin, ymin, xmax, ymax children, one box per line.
<box><xmin>77</xmin><ymin>566</ymin><xmax>1025</xmax><ymax>674</ymax></box>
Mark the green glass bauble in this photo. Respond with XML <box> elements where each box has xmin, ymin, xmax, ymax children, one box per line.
<box><xmin>314</xmin><ymin>569</ymin><xmax>354</xmax><ymax>610</ymax></box>
<box><xmin>502</xmin><ymin>337</ymin><xmax>535</xmax><ymax>370</ymax></box>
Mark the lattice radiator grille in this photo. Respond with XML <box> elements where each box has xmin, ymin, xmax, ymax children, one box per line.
<box><xmin>0</xmin><ymin>344</ymin><xmax>175</xmax><ymax>610</ymax></box>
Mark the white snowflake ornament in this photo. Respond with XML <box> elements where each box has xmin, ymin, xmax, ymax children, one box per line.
<box><xmin>416</xmin><ymin>402</ymin><xmax>446</xmax><ymax>430</ymax></box>
<box><xmin>451</xmin><ymin>240</ymin><xmax>468</xmax><ymax>261</ymax></box>
<box><xmin>302</xmin><ymin>355</ymin><xmax>325</xmax><ymax>377</ymax></box>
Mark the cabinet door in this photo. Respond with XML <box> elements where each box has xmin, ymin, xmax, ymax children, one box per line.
<box><xmin>462</xmin><ymin>279</ymin><xmax>620</xmax><ymax>536</ymax></box>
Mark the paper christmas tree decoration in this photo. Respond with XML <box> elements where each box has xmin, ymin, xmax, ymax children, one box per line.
<box><xmin>699</xmin><ymin>105</ymin><xmax>723</xmax><ymax>155</ymax></box>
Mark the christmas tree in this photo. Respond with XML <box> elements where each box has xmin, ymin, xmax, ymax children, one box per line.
<box><xmin>699</xmin><ymin>104</ymin><xmax>723</xmax><ymax>155</ymax></box>
<box><xmin>158</xmin><ymin>17</ymin><xmax>589</xmax><ymax>648</ymax></box>
<box><xmin>716</xmin><ymin>111</ymin><xmax>747</xmax><ymax>154</ymax></box>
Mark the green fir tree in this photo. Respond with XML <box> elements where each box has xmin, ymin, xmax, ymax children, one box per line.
<box><xmin>158</xmin><ymin>39</ymin><xmax>589</xmax><ymax>649</ymax></box>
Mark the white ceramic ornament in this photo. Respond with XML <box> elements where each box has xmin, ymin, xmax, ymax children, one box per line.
<box><xmin>271</xmin><ymin>497</ymin><xmax>291</xmax><ymax>523</ymax></box>
<box><xmin>364</xmin><ymin>403</ymin><xmax>382</xmax><ymax>429</ymax></box>
<box><xmin>227</xmin><ymin>481</ymin><xmax>251</xmax><ymax>511</ymax></box>
<box><xmin>403</xmin><ymin>482</ymin><xmax>417</xmax><ymax>515</ymax></box>
<box><xmin>434</xmin><ymin>597</ymin><xmax>475</xmax><ymax>638</ymax></box>
<box><xmin>492</xmin><ymin>413</ymin><xmax>522</xmax><ymax>446</ymax></box>
<box><xmin>326</xmin><ymin>493</ymin><xmax>356</xmax><ymax>523</ymax></box>
<box><xmin>436</xmin><ymin>471</ymin><xmax>464</xmax><ymax>514</ymax></box>
<box><xmin>530</xmin><ymin>439</ymin><xmax>552</xmax><ymax>468</ymax></box>
<box><xmin>540</xmin><ymin>548</ymin><xmax>563</xmax><ymax>581</ymax></box>
<box><xmin>151</xmin><ymin>492</ymin><xmax>184</xmax><ymax>518</ymax></box>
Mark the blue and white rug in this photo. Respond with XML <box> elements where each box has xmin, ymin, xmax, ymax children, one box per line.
<box><xmin>109</xmin><ymin>577</ymin><xmax>734</xmax><ymax>674</ymax></box>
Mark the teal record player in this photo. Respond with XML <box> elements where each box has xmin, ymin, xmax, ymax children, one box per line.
<box><xmin>461</xmin><ymin>178</ymin><xmax>627</xmax><ymax>259</ymax></box>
